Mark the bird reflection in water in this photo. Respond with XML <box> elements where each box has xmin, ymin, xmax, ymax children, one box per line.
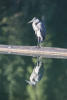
<box><xmin>25</xmin><ymin>57</ymin><xmax>44</xmax><ymax>86</ymax></box>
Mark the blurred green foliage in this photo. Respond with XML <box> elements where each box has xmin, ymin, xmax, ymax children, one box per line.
<box><xmin>0</xmin><ymin>0</ymin><xmax>67</xmax><ymax>100</ymax></box>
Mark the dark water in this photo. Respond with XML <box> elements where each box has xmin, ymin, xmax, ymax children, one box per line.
<box><xmin>0</xmin><ymin>0</ymin><xmax>67</xmax><ymax>100</ymax></box>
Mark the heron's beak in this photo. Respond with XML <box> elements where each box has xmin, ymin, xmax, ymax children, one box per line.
<box><xmin>28</xmin><ymin>20</ymin><xmax>33</xmax><ymax>23</ymax></box>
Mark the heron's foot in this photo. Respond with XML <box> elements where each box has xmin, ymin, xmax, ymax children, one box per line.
<box><xmin>36</xmin><ymin>45</ymin><xmax>41</xmax><ymax>48</ymax></box>
<box><xmin>39</xmin><ymin>43</ymin><xmax>42</xmax><ymax>48</ymax></box>
<box><xmin>36</xmin><ymin>42</ymin><xmax>42</xmax><ymax>48</ymax></box>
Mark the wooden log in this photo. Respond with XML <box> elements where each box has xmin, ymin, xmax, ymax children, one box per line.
<box><xmin>0</xmin><ymin>45</ymin><xmax>67</xmax><ymax>59</ymax></box>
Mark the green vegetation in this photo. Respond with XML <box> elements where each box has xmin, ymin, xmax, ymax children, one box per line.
<box><xmin>0</xmin><ymin>0</ymin><xmax>67</xmax><ymax>100</ymax></box>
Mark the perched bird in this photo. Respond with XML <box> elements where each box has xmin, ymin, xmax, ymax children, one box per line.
<box><xmin>28</xmin><ymin>17</ymin><xmax>46</xmax><ymax>46</ymax></box>
<box><xmin>25</xmin><ymin>59</ymin><xmax>44</xmax><ymax>86</ymax></box>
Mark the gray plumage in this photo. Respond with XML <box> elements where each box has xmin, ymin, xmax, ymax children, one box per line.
<box><xmin>28</xmin><ymin>17</ymin><xmax>46</xmax><ymax>45</ymax></box>
<box><xmin>25</xmin><ymin>60</ymin><xmax>44</xmax><ymax>86</ymax></box>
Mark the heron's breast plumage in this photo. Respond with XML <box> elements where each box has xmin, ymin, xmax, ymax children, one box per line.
<box><xmin>32</xmin><ymin>22</ymin><xmax>42</xmax><ymax>38</ymax></box>
<box><xmin>32</xmin><ymin>22</ymin><xmax>38</xmax><ymax>33</ymax></box>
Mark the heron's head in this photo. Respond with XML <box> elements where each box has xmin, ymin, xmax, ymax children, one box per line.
<box><xmin>28</xmin><ymin>17</ymin><xmax>38</xmax><ymax>23</ymax></box>
<box><xmin>25</xmin><ymin>80</ymin><xmax>36</xmax><ymax>86</ymax></box>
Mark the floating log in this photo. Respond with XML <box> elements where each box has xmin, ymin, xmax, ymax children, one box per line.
<box><xmin>0</xmin><ymin>45</ymin><xmax>67</xmax><ymax>59</ymax></box>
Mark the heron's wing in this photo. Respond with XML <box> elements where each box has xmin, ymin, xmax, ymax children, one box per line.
<box><xmin>37</xmin><ymin>22</ymin><xmax>46</xmax><ymax>40</ymax></box>
<box><xmin>38</xmin><ymin>64</ymin><xmax>44</xmax><ymax>80</ymax></box>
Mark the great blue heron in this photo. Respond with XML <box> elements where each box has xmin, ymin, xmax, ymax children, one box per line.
<box><xmin>28</xmin><ymin>17</ymin><xmax>46</xmax><ymax>46</ymax></box>
<box><xmin>25</xmin><ymin>58</ymin><xmax>44</xmax><ymax>86</ymax></box>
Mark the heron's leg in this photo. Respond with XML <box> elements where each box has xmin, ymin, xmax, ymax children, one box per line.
<box><xmin>37</xmin><ymin>56</ymin><xmax>40</xmax><ymax>66</ymax></box>
<box><xmin>37</xmin><ymin>37</ymin><xmax>41</xmax><ymax>47</ymax></box>
<box><xmin>37</xmin><ymin>37</ymin><xmax>39</xmax><ymax>46</ymax></box>
<box><xmin>39</xmin><ymin>41</ymin><xmax>42</xmax><ymax>47</ymax></box>
<box><xmin>39</xmin><ymin>39</ymin><xmax>42</xmax><ymax>48</ymax></box>
<box><xmin>37</xmin><ymin>56</ymin><xmax>42</xmax><ymax>66</ymax></box>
